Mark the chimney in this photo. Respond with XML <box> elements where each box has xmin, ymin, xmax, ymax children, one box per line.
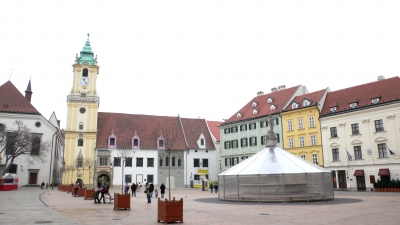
<box><xmin>377</xmin><ymin>75</ymin><xmax>385</xmax><ymax>81</ymax></box>
<box><xmin>257</xmin><ymin>91</ymin><xmax>264</xmax><ymax>96</ymax></box>
<box><xmin>25</xmin><ymin>79</ymin><xmax>33</xmax><ymax>102</ymax></box>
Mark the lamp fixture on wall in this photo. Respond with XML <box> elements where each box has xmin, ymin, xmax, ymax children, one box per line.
<box><xmin>20</xmin><ymin>165</ymin><xmax>23</xmax><ymax>171</ymax></box>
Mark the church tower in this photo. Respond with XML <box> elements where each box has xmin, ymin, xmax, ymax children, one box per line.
<box><xmin>63</xmin><ymin>34</ymin><xmax>99</xmax><ymax>187</ymax></box>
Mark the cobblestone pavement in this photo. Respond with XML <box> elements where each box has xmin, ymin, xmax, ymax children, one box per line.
<box><xmin>1</xmin><ymin>187</ymin><xmax>400</xmax><ymax>225</ymax></box>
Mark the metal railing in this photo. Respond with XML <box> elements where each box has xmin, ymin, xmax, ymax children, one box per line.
<box><xmin>67</xmin><ymin>95</ymin><xmax>99</xmax><ymax>102</ymax></box>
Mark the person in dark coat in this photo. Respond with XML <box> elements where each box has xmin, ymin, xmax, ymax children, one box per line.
<box><xmin>160</xmin><ymin>183</ymin><xmax>166</xmax><ymax>198</ymax></box>
<box><xmin>131</xmin><ymin>183</ymin><xmax>137</xmax><ymax>197</ymax></box>
<box><xmin>99</xmin><ymin>187</ymin><xmax>108</xmax><ymax>203</ymax></box>
<box><xmin>210</xmin><ymin>183</ymin><xmax>214</xmax><ymax>193</ymax></box>
<box><xmin>93</xmin><ymin>189</ymin><xmax>101</xmax><ymax>204</ymax></box>
<box><xmin>145</xmin><ymin>183</ymin><xmax>151</xmax><ymax>203</ymax></box>
<box><xmin>149</xmin><ymin>183</ymin><xmax>154</xmax><ymax>197</ymax></box>
<box><xmin>214</xmin><ymin>183</ymin><xmax>219</xmax><ymax>193</ymax></box>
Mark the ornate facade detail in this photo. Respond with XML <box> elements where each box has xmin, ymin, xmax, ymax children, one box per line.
<box><xmin>339</xmin><ymin>123</ymin><xmax>345</xmax><ymax>128</ymax></box>
<box><xmin>321</xmin><ymin>126</ymin><xmax>327</xmax><ymax>131</ymax></box>
<box><xmin>362</xmin><ymin>119</ymin><xmax>370</xmax><ymax>124</ymax></box>
<box><xmin>387</xmin><ymin>114</ymin><xmax>395</xmax><ymax>120</ymax></box>
<box><xmin>98</xmin><ymin>150</ymin><xmax>110</xmax><ymax>156</ymax></box>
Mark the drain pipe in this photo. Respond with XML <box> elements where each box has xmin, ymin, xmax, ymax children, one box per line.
<box><xmin>49</xmin><ymin>129</ymin><xmax>58</xmax><ymax>185</ymax></box>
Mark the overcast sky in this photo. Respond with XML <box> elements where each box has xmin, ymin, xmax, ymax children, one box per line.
<box><xmin>1</xmin><ymin>0</ymin><xmax>399</xmax><ymax>129</ymax></box>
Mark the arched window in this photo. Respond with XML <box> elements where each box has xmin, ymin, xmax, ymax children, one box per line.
<box><xmin>31</xmin><ymin>137</ymin><xmax>41</xmax><ymax>155</ymax></box>
<box><xmin>82</xmin><ymin>68</ymin><xmax>88</xmax><ymax>77</ymax></box>
<box><xmin>78</xmin><ymin>138</ymin><xmax>83</xmax><ymax>146</ymax></box>
<box><xmin>172</xmin><ymin>157</ymin><xmax>176</xmax><ymax>167</ymax></box>
<box><xmin>159</xmin><ymin>158</ymin><xmax>163</xmax><ymax>167</ymax></box>
<box><xmin>165</xmin><ymin>157</ymin><xmax>169</xmax><ymax>167</ymax></box>
<box><xmin>76</xmin><ymin>151</ymin><xmax>83</xmax><ymax>168</ymax></box>
<box><xmin>178</xmin><ymin>158</ymin><xmax>181</xmax><ymax>167</ymax></box>
<box><xmin>79</xmin><ymin>122</ymin><xmax>83</xmax><ymax>130</ymax></box>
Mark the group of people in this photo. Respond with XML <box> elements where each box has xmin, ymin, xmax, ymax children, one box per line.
<box><xmin>40</xmin><ymin>181</ymin><xmax>53</xmax><ymax>190</ymax></box>
<box><xmin>209</xmin><ymin>182</ymin><xmax>219</xmax><ymax>193</ymax></box>
<box><xmin>121</xmin><ymin>182</ymin><xmax>165</xmax><ymax>203</ymax></box>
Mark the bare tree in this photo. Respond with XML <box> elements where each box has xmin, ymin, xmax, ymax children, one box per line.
<box><xmin>84</xmin><ymin>158</ymin><xmax>94</xmax><ymax>189</ymax></box>
<box><xmin>0</xmin><ymin>120</ymin><xmax>50</xmax><ymax>175</ymax></box>
<box><xmin>114</xmin><ymin>148</ymin><xmax>135</xmax><ymax>193</ymax></box>
<box><xmin>156</xmin><ymin>118</ymin><xmax>182</xmax><ymax>201</ymax></box>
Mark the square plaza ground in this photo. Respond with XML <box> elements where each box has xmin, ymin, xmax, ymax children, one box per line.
<box><xmin>0</xmin><ymin>187</ymin><xmax>399</xmax><ymax>225</ymax></box>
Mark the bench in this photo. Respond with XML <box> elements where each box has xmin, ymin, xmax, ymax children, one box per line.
<box><xmin>105</xmin><ymin>193</ymin><xmax>114</xmax><ymax>204</ymax></box>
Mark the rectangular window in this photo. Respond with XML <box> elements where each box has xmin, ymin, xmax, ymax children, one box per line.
<box><xmin>351</xmin><ymin>123</ymin><xmax>359</xmax><ymax>135</ymax></box>
<box><xmin>114</xmin><ymin>157</ymin><xmax>121</xmax><ymax>167</ymax></box>
<box><xmin>110</xmin><ymin>138</ymin><xmax>115</xmax><ymax>146</ymax></box>
<box><xmin>288</xmin><ymin>120</ymin><xmax>293</xmax><ymax>131</ymax></box>
<box><xmin>231</xmin><ymin>127</ymin><xmax>237</xmax><ymax>133</ymax></box>
<box><xmin>194</xmin><ymin>158</ymin><xmax>200</xmax><ymax>167</ymax></box>
<box><xmin>261</xmin><ymin>135</ymin><xmax>267</xmax><ymax>145</ymax></box>
<box><xmin>99</xmin><ymin>158</ymin><xmax>108</xmax><ymax>166</ymax></box>
<box><xmin>172</xmin><ymin>157</ymin><xmax>176</xmax><ymax>166</ymax></box>
<box><xmin>241</xmin><ymin>138</ymin><xmax>248</xmax><ymax>147</ymax></box>
<box><xmin>275</xmin><ymin>134</ymin><xmax>280</xmax><ymax>143</ymax></box>
<box><xmin>310</xmin><ymin>135</ymin><xmax>316</xmax><ymax>146</ymax></box>
<box><xmin>200</xmin><ymin>139</ymin><xmax>204</xmax><ymax>146</ymax></box>
<box><xmin>232</xmin><ymin>140</ymin><xmax>238</xmax><ymax>148</ymax></box>
<box><xmin>354</xmin><ymin>146</ymin><xmax>362</xmax><ymax>160</ymax></box>
<box><xmin>240</xmin><ymin>125</ymin><xmax>247</xmax><ymax>131</ymax></box>
<box><xmin>224</xmin><ymin>128</ymin><xmax>230</xmax><ymax>134</ymax></box>
<box><xmin>312</xmin><ymin>154</ymin><xmax>318</xmax><ymax>164</ymax></box>
<box><xmin>147</xmin><ymin>158</ymin><xmax>154</xmax><ymax>167</ymax></box>
<box><xmin>6</xmin><ymin>133</ymin><xmax>16</xmax><ymax>155</ymax></box>
<box><xmin>125</xmin><ymin>174</ymin><xmax>132</xmax><ymax>183</ymax></box>
<box><xmin>159</xmin><ymin>139</ymin><xmax>164</xmax><ymax>147</ymax></box>
<box><xmin>375</xmin><ymin>119</ymin><xmax>384</xmax><ymax>132</ymax></box>
<box><xmin>250</xmin><ymin>137</ymin><xmax>257</xmax><ymax>146</ymax></box>
<box><xmin>260</xmin><ymin>121</ymin><xmax>267</xmax><ymax>128</ymax></box>
<box><xmin>166</xmin><ymin>157</ymin><xmax>169</xmax><ymax>166</ymax></box>
<box><xmin>125</xmin><ymin>157</ymin><xmax>132</xmax><ymax>167</ymax></box>
<box><xmin>133</xmin><ymin>139</ymin><xmax>139</xmax><ymax>146</ymax></box>
<box><xmin>378</xmin><ymin>143</ymin><xmax>387</xmax><ymax>158</ymax></box>
<box><xmin>299</xmin><ymin>136</ymin><xmax>305</xmax><ymax>147</ymax></box>
<box><xmin>298</xmin><ymin>118</ymin><xmax>303</xmax><ymax>129</ymax></box>
<box><xmin>332</xmin><ymin>148</ymin><xmax>339</xmax><ymax>161</ymax></box>
<box><xmin>330</xmin><ymin>127</ymin><xmax>337</xmax><ymax>138</ymax></box>
<box><xmin>309</xmin><ymin>117</ymin><xmax>315</xmax><ymax>128</ymax></box>
<box><xmin>224</xmin><ymin>141</ymin><xmax>230</xmax><ymax>149</ymax></box>
<box><xmin>194</xmin><ymin>174</ymin><xmax>200</xmax><ymax>181</ymax></box>
<box><xmin>202</xmin><ymin>159</ymin><xmax>208</xmax><ymax>167</ymax></box>
<box><xmin>301</xmin><ymin>154</ymin><xmax>306</xmax><ymax>160</ymax></box>
<box><xmin>224</xmin><ymin>158</ymin><xmax>231</xmax><ymax>167</ymax></box>
<box><xmin>289</xmin><ymin>138</ymin><xmax>294</xmax><ymax>148</ymax></box>
<box><xmin>249</xmin><ymin>123</ymin><xmax>256</xmax><ymax>130</ymax></box>
<box><xmin>147</xmin><ymin>174</ymin><xmax>154</xmax><ymax>183</ymax></box>
<box><xmin>136</xmin><ymin>158</ymin><xmax>143</xmax><ymax>167</ymax></box>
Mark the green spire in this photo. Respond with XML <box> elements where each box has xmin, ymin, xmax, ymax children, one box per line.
<box><xmin>78</xmin><ymin>33</ymin><xmax>95</xmax><ymax>65</ymax></box>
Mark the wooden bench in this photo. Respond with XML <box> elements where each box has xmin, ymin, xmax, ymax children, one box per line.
<box><xmin>105</xmin><ymin>193</ymin><xmax>114</xmax><ymax>204</ymax></box>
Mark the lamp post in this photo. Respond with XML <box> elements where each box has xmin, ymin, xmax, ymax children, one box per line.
<box><xmin>168</xmin><ymin>149</ymin><xmax>171</xmax><ymax>201</ymax></box>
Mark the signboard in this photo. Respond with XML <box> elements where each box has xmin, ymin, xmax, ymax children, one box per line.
<box><xmin>198</xmin><ymin>169</ymin><xmax>208</xmax><ymax>175</ymax></box>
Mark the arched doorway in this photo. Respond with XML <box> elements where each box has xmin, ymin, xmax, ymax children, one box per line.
<box><xmin>97</xmin><ymin>174</ymin><xmax>110</xmax><ymax>188</ymax></box>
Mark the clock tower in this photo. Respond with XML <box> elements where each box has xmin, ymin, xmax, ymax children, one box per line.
<box><xmin>63</xmin><ymin>34</ymin><xmax>99</xmax><ymax>187</ymax></box>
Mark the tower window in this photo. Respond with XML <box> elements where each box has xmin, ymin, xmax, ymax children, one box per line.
<box><xmin>82</xmin><ymin>68</ymin><xmax>88</xmax><ymax>77</ymax></box>
<box><xmin>79</xmin><ymin>122</ymin><xmax>83</xmax><ymax>130</ymax></box>
<box><xmin>78</xmin><ymin>138</ymin><xmax>83</xmax><ymax>146</ymax></box>
<box><xmin>80</xmin><ymin>108</ymin><xmax>86</xmax><ymax>114</ymax></box>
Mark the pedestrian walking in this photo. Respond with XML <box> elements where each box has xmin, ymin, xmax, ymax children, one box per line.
<box><xmin>99</xmin><ymin>186</ymin><xmax>108</xmax><ymax>203</ymax></box>
<box><xmin>214</xmin><ymin>183</ymin><xmax>218</xmax><ymax>193</ymax></box>
<box><xmin>145</xmin><ymin>183</ymin><xmax>151</xmax><ymax>203</ymax></box>
<box><xmin>124</xmin><ymin>183</ymin><xmax>129</xmax><ymax>195</ymax></box>
<box><xmin>131</xmin><ymin>183</ymin><xmax>136</xmax><ymax>197</ymax></box>
<box><xmin>210</xmin><ymin>183</ymin><xmax>214</xmax><ymax>193</ymax></box>
<box><xmin>41</xmin><ymin>181</ymin><xmax>45</xmax><ymax>190</ymax></box>
<box><xmin>46</xmin><ymin>183</ymin><xmax>49</xmax><ymax>190</ymax></box>
<box><xmin>149</xmin><ymin>183</ymin><xmax>154</xmax><ymax>197</ymax></box>
<box><xmin>160</xmin><ymin>183</ymin><xmax>165</xmax><ymax>198</ymax></box>
<box><xmin>155</xmin><ymin>189</ymin><xmax>158</xmax><ymax>198</ymax></box>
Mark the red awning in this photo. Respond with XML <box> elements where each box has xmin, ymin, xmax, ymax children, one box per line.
<box><xmin>378</xmin><ymin>168</ymin><xmax>390</xmax><ymax>176</ymax></box>
<box><xmin>353</xmin><ymin>170</ymin><xmax>364</xmax><ymax>176</ymax></box>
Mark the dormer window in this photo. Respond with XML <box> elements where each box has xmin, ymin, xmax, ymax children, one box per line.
<box><xmin>371</xmin><ymin>98</ymin><xmax>380</xmax><ymax>104</ymax></box>
<box><xmin>330</xmin><ymin>107</ymin><xmax>337</xmax><ymax>113</ymax></box>
<box><xmin>349</xmin><ymin>102</ymin><xmax>357</xmax><ymax>108</ymax></box>
<box><xmin>292</xmin><ymin>103</ymin><xmax>298</xmax><ymax>109</ymax></box>
<box><xmin>252</xmin><ymin>109</ymin><xmax>258</xmax><ymax>114</ymax></box>
<box><xmin>108</xmin><ymin>132</ymin><xmax>117</xmax><ymax>149</ymax></box>
<box><xmin>132</xmin><ymin>134</ymin><xmax>140</xmax><ymax>149</ymax></box>
<box><xmin>303</xmin><ymin>100</ymin><xmax>310</xmax><ymax>107</ymax></box>
<box><xmin>270</xmin><ymin>105</ymin><xmax>276</xmax><ymax>111</ymax></box>
<box><xmin>237</xmin><ymin>112</ymin><xmax>242</xmax><ymax>118</ymax></box>
<box><xmin>252</xmin><ymin>101</ymin><xmax>258</xmax><ymax>107</ymax></box>
<box><xmin>200</xmin><ymin>139</ymin><xmax>204</xmax><ymax>146</ymax></box>
<box><xmin>158</xmin><ymin>136</ymin><xmax>165</xmax><ymax>150</ymax></box>
<box><xmin>267</xmin><ymin>98</ymin><xmax>273</xmax><ymax>103</ymax></box>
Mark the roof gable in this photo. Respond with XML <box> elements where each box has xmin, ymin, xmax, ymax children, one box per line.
<box><xmin>0</xmin><ymin>81</ymin><xmax>40</xmax><ymax>115</ymax></box>
<box><xmin>321</xmin><ymin>77</ymin><xmax>400</xmax><ymax>115</ymax></box>
<box><xmin>284</xmin><ymin>89</ymin><xmax>327</xmax><ymax>111</ymax></box>
<box><xmin>206</xmin><ymin>121</ymin><xmax>222</xmax><ymax>142</ymax></box>
<box><xmin>181</xmin><ymin>118</ymin><xmax>216</xmax><ymax>149</ymax></box>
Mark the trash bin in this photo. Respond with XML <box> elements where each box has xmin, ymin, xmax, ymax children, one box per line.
<box><xmin>190</xmin><ymin>181</ymin><xmax>193</xmax><ymax>188</ymax></box>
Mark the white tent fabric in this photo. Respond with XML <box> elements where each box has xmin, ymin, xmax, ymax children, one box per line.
<box><xmin>220</xmin><ymin>146</ymin><xmax>331</xmax><ymax>176</ymax></box>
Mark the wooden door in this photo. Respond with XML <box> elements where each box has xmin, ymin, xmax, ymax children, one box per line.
<box><xmin>356</xmin><ymin>176</ymin><xmax>366</xmax><ymax>191</ymax></box>
<box><xmin>338</xmin><ymin>171</ymin><xmax>347</xmax><ymax>188</ymax></box>
<box><xmin>29</xmin><ymin>173</ymin><xmax>37</xmax><ymax>184</ymax></box>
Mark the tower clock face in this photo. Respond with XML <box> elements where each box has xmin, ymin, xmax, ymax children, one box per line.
<box><xmin>80</xmin><ymin>77</ymin><xmax>89</xmax><ymax>86</ymax></box>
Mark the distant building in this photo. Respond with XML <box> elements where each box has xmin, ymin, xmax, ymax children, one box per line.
<box><xmin>320</xmin><ymin>76</ymin><xmax>400</xmax><ymax>191</ymax></box>
<box><xmin>0</xmin><ymin>80</ymin><xmax>64</xmax><ymax>186</ymax></box>
<box><xmin>281</xmin><ymin>88</ymin><xmax>329</xmax><ymax>167</ymax></box>
<box><xmin>219</xmin><ymin>85</ymin><xmax>308</xmax><ymax>172</ymax></box>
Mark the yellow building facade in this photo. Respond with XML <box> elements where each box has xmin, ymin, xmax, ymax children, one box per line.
<box><xmin>281</xmin><ymin>89</ymin><xmax>328</xmax><ymax>167</ymax></box>
<box><xmin>63</xmin><ymin>34</ymin><xmax>99</xmax><ymax>188</ymax></box>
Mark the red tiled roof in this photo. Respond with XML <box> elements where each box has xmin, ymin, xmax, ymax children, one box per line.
<box><xmin>206</xmin><ymin>121</ymin><xmax>223</xmax><ymax>142</ymax></box>
<box><xmin>223</xmin><ymin>85</ymin><xmax>301</xmax><ymax>124</ymax></box>
<box><xmin>0</xmin><ymin>81</ymin><xmax>40</xmax><ymax>115</ymax></box>
<box><xmin>283</xmin><ymin>89</ymin><xmax>327</xmax><ymax>111</ymax></box>
<box><xmin>181</xmin><ymin>118</ymin><xmax>216</xmax><ymax>149</ymax></box>
<box><xmin>97</xmin><ymin>113</ymin><xmax>215</xmax><ymax>150</ymax></box>
<box><xmin>321</xmin><ymin>76</ymin><xmax>400</xmax><ymax>115</ymax></box>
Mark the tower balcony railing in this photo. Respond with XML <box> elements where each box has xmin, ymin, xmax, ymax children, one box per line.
<box><xmin>67</xmin><ymin>95</ymin><xmax>99</xmax><ymax>103</ymax></box>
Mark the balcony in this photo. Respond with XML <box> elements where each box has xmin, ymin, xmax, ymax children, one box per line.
<box><xmin>67</xmin><ymin>95</ymin><xmax>99</xmax><ymax>103</ymax></box>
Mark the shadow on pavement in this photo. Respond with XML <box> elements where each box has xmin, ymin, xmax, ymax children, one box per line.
<box><xmin>195</xmin><ymin>197</ymin><xmax>363</xmax><ymax>205</ymax></box>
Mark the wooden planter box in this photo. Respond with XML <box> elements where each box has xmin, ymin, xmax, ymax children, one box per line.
<box><xmin>157</xmin><ymin>198</ymin><xmax>183</xmax><ymax>224</ymax></box>
<box><xmin>85</xmin><ymin>189</ymin><xmax>95</xmax><ymax>200</ymax></box>
<box><xmin>114</xmin><ymin>193</ymin><xmax>130</xmax><ymax>210</ymax></box>
<box><xmin>67</xmin><ymin>186</ymin><xmax>73</xmax><ymax>193</ymax></box>
<box><xmin>78</xmin><ymin>188</ymin><xmax>86</xmax><ymax>197</ymax></box>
